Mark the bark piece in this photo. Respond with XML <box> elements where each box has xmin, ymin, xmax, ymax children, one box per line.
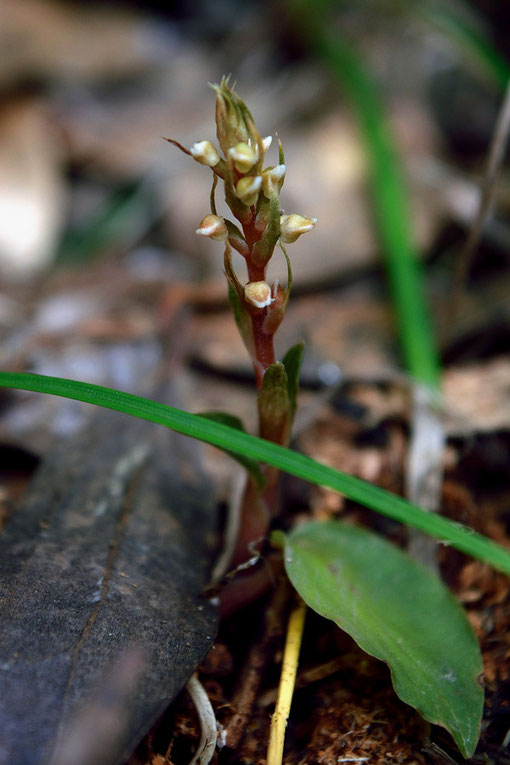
<box><xmin>0</xmin><ymin>392</ymin><xmax>217</xmax><ymax>765</ymax></box>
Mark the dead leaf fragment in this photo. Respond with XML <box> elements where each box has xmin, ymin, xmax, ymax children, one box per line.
<box><xmin>0</xmin><ymin>96</ymin><xmax>64</xmax><ymax>280</ymax></box>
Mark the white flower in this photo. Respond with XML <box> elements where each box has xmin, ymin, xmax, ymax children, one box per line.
<box><xmin>228</xmin><ymin>142</ymin><xmax>259</xmax><ymax>173</ymax></box>
<box><xmin>236</xmin><ymin>176</ymin><xmax>262</xmax><ymax>207</ymax></box>
<box><xmin>244</xmin><ymin>281</ymin><xmax>273</xmax><ymax>308</ymax></box>
<box><xmin>196</xmin><ymin>214</ymin><xmax>228</xmax><ymax>241</ymax></box>
<box><xmin>280</xmin><ymin>214</ymin><xmax>317</xmax><ymax>243</ymax></box>
<box><xmin>262</xmin><ymin>164</ymin><xmax>286</xmax><ymax>197</ymax></box>
<box><xmin>190</xmin><ymin>140</ymin><xmax>221</xmax><ymax>167</ymax></box>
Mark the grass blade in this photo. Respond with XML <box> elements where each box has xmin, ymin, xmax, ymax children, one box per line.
<box><xmin>2</xmin><ymin>370</ymin><xmax>510</xmax><ymax>575</ymax></box>
<box><xmin>290</xmin><ymin>1</ymin><xmax>440</xmax><ymax>387</ymax></box>
<box><xmin>417</xmin><ymin>1</ymin><xmax>510</xmax><ymax>90</ymax></box>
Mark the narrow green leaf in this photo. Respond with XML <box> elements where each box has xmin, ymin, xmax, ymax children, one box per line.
<box><xmin>227</xmin><ymin>280</ymin><xmax>255</xmax><ymax>360</ymax></box>
<box><xmin>57</xmin><ymin>178</ymin><xmax>155</xmax><ymax>263</ymax></box>
<box><xmin>282</xmin><ymin>342</ymin><xmax>305</xmax><ymax>419</ymax></box>
<box><xmin>200</xmin><ymin>411</ymin><xmax>264</xmax><ymax>487</ymax></box>
<box><xmin>289</xmin><ymin>0</ymin><xmax>440</xmax><ymax>388</ymax></box>
<box><xmin>1</xmin><ymin>371</ymin><xmax>510</xmax><ymax>575</ymax></box>
<box><xmin>277</xmin><ymin>134</ymin><xmax>285</xmax><ymax>168</ymax></box>
<box><xmin>251</xmin><ymin>189</ymin><xmax>281</xmax><ymax>268</ymax></box>
<box><xmin>417</xmin><ymin>1</ymin><xmax>510</xmax><ymax>90</ymax></box>
<box><xmin>283</xmin><ymin>520</ymin><xmax>483</xmax><ymax>757</ymax></box>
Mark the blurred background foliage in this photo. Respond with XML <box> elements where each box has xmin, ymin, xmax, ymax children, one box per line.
<box><xmin>1</xmin><ymin>0</ymin><xmax>508</xmax><ymax>280</ymax></box>
<box><xmin>1</xmin><ymin>0</ymin><xmax>510</xmax><ymax>440</ymax></box>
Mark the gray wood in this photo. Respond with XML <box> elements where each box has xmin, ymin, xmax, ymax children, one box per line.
<box><xmin>0</xmin><ymin>388</ymin><xmax>218</xmax><ymax>765</ymax></box>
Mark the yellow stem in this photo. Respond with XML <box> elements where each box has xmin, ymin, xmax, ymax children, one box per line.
<box><xmin>267</xmin><ymin>597</ymin><xmax>307</xmax><ymax>765</ymax></box>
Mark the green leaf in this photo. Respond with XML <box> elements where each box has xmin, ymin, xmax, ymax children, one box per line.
<box><xmin>251</xmin><ymin>189</ymin><xmax>281</xmax><ymax>267</ymax></box>
<box><xmin>57</xmin><ymin>178</ymin><xmax>155</xmax><ymax>263</ymax></box>
<box><xmin>282</xmin><ymin>342</ymin><xmax>304</xmax><ymax>419</ymax></box>
<box><xmin>282</xmin><ymin>520</ymin><xmax>483</xmax><ymax>758</ymax></box>
<box><xmin>224</xmin><ymin>247</ymin><xmax>256</xmax><ymax>361</ymax></box>
<box><xmin>2</xmin><ymin>371</ymin><xmax>510</xmax><ymax>575</ymax></box>
<box><xmin>289</xmin><ymin>0</ymin><xmax>440</xmax><ymax>388</ymax></box>
<box><xmin>200</xmin><ymin>411</ymin><xmax>264</xmax><ymax>487</ymax></box>
<box><xmin>417</xmin><ymin>2</ymin><xmax>510</xmax><ymax>90</ymax></box>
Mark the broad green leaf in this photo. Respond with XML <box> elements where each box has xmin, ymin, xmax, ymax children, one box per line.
<box><xmin>282</xmin><ymin>342</ymin><xmax>304</xmax><ymax>418</ymax></box>
<box><xmin>200</xmin><ymin>411</ymin><xmax>264</xmax><ymax>487</ymax></box>
<box><xmin>2</xmin><ymin>371</ymin><xmax>510</xmax><ymax>575</ymax></box>
<box><xmin>282</xmin><ymin>520</ymin><xmax>483</xmax><ymax>758</ymax></box>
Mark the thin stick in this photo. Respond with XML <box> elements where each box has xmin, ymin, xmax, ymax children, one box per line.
<box><xmin>266</xmin><ymin>597</ymin><xmax>307</xmax><ymax>765</ymax></box>
<box><xmin>406</xmin><ymin>384</ymin><xmax>445</xmax><ymax>573</ymax></box>
<box><xmin>449</xmin><ymin>77</ymin><xmax>510</xmax><ymax>328</ymax></box>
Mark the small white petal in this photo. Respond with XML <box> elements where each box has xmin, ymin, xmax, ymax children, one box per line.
<box><xmin>244</xmin><ymin>281</ymin><xmax>273</xmax><ymax>309</ymax></box>
<box><xmin>271</xmin><ymin>164</ymin><xmax>286</xmax><ymax>181</ymax></box>
<box><xmin>190</xmin><ymin>140</ymin><xmax>220</xmax><ymax>166</ymax></box>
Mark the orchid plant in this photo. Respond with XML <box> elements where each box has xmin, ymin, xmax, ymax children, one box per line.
<box><xmin>167</xmin><ymin>79</ymin><xmax>484</xmax><ymax>760</ymax></box>
<box><xmin>0</xmin><ymin>79</ymin><xmax>490</xmax><ymax>761</ymax></box>
<box><xmin>168</xmin><ymin>77</ymin><xmax>316</xmax><ymax>575</ymax></box>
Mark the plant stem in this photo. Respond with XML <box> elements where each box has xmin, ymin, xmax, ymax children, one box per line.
<box><xmin>242</xmin><ymin>217</ymin><xmax>277</xmax><ymax>388</ymax></box>
<box><xmin>251</xmin><ymin>313</ymin><xmax>276</xmax><ymax>388</ymax></box>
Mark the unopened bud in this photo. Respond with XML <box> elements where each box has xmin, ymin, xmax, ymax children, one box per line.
<box><xmin>244</xmin><ymin>281</ymin><xmax>273</xmax><ymax>309</ymax></box>
<box><xmin>280</xmin><ymin>213</ymin><xmax>317</xmax><ymax>243</ymax></box>
<box><xmin>236</xmin><ymin>176</ymin><xmax>262</xmax><ymax>207</ymax></box>
<box><xmin>196</xmin><ymin>214</ymin><xmax>228</xmax><ymax>241</ymax></box>
<box><xmin>228</xmin><ymin>142</ymin><xmax>258</xmax><ymax>173</ymax></box>
<box><xmin>190</xmin><ymin>140</ymin><xmax>221</xmax><ymax>167</ymax></box>
<box><xmin>262</xmin><ymin>164</ymin><xmax>286</xmax><ymax>197</ymax></box>
<box><xmin>262</xmin><ymin>135</ymin><xmax>272</xmax><ymax>152</ymax></box>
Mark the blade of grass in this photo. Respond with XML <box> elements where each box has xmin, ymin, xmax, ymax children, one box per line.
<box><xmin>290</xmin><ymin>0</ymin><xmax>440</xmax><ymax>387</ymax></box>
<box><xmin>417</xmin><ymin>1</ymin><xmax>510</xmax><ymax>90</ymax></box>
<box><xmin>57</xmin><ymin>178</ymin><xmax>156</xmax><ymax>263</ymax></box>
<box><xmin>2</xmin><ymin>371</ymin><xmax>510</xmax><ymax>575</ymax></box>
<box><xmin>289</xmin><ymin>0</ymin><xmax>445</xmax><ymax>570</ymax></box>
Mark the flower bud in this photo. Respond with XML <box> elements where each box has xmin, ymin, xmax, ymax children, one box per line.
<box><xmin>262</xmin><ymin>164</ymin><xmax>286</xmax><ymax>198</ymax></box>
<box><xmin>235</xmin><ymin>176</ymin><xmax>262</xmax><ymax>207</ymax></box>
<box><xmin>228</xmin><ymin>142</ymin><xmax>258</xmax><ymax>173</ymax></box>
<box><xmin>244</xmin><ymin>281</ymin><xmax>273</xmax><ymax>309</ymax></box>
<box><xmin>213</xmin><ymin>77</ymin><xmax>258</xmax><ymax>157</ymax></box>
<box><xmin>280</xmin><ymin>214</ymin><xmax>317</xmax><ymax>244</ymax></box>
<box><xmin>262</xmin><ymin>135</ymin><xmax>272</xmax><ymax>152</ymax></box>
<box><xmin>190</xmin><ymin>140</ymin><xmax>221</xmax><ymax>167</ymax></box>
<box><xmin>196</xmin><ymin>214</ymin><xmax>228</xmax><ymax>241</ymax></box>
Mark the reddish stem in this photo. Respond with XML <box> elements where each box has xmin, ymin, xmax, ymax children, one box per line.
<box><xmin>251</xmin><ymin>314</ymin><xmax>275</xmax><ymax>388</ymax></box>
<box><xmin>220</xmin><ymin>206</ymin><xmax>284</xmax><ymax>603</ymax></box>
<box><xmin>240</xmin><ymin>216</ymin><xmax>276</xmax><ymax>388</ymax></box>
